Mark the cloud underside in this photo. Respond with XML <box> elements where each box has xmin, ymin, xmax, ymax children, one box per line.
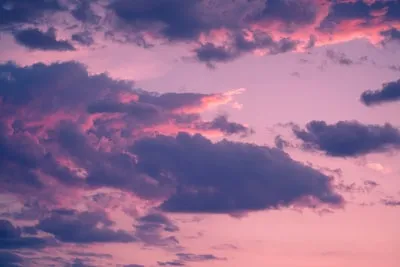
<box><xmin>360</xmin><ymin>79</ymin><xmax>400</xmax><ymax>106</ymax></box>
<box><xmin>292</xmin><ymin>120</ymin><xmax>400</xmax><ymax>157</ymax></box>
<box><xmin>1</xmin><ymin>0</ymin><xmax>399</xmax><ymax>63</ymax></box>
<box><xmin>0</xmin><ymin>61</ymin><xmax>342</xmax><ymax>215</ymax></box>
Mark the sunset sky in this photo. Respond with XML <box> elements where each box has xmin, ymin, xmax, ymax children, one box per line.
<box><xmin>0</xmin><ymin>0</ymin><xmax>400</xmax><ymax>266</ymax></box>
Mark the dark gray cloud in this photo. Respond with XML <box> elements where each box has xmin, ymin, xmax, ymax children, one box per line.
<box><xmin>292</xmin><ymin>120</ymin><xmax>400</xmax><ymax>157</ymax></box>
<box><xmin>0</xmin><ymin>219</ymin><xmax>47</xmax><ymax>249</ymax></box>
<box><xmin>132</xmin><ymin>132</ymin><xmax>343</xmax><ymax>213</ymax></box>
<box><xmin>0</xmin><ymin>251</ymin><xmax>23</xmax><ymax>267</ymax></box>
<box><xmin>37</xmin><ymin>210</ymin><xmax>136</xmax><ymax>243</ymax></box>
<box><xmin>360</xmin><ymin>79</ymin><xmax>400</xmax><ymax>106</ymax></box>
<box><xmin>0</xmin><ymin>0</ymin><xmax>63</xmax><ymax>28</ymax></box>
<box><xmin>13</xmin><ymin>28</ymin><xmax>75</xmax><ymax>51</ymax></box>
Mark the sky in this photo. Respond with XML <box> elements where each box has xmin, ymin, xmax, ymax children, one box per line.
<box><xmin>0</xmin><ymin>0</ymin><xmax>400</xmax><ymax>266</ymax></box>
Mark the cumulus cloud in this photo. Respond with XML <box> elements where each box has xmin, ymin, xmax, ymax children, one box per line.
<box><xmin>292</xmin><ymin>120</ymin><xmax>400</xmax><ymax>157</ymax></box>
<box><xmin>0</xmin><ymin>61</ymin><xmax>248</xmax><ymax>203</ymax></box>
<box><xmin>360</xmin><ymin>79</ymin><xmax>400</xmax><ymax>106</ymax></box>
<box><xmin>132</xmin><ymin>132</ymin><xmax>343</xmax><ymax>213</ymax></box>
<box><xmin>0</xmin><ymin>60</ymin><xmax>344</xmax><ymax>219</ymax></box>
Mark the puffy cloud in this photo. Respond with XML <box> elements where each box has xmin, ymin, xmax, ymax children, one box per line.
<box><xmin>0</xmin><ymin>61</ymin><xmax>248</xmax><ymax>202</ymax></box>
<box><xmin>0</xmin><ymin>219</ymin><xmax>47</xmax><ymax>249</ymax></box>
<box><xmin>132</xmin><ymin>132</ymin><xmax>343</xmax><ymax>213</ymax></box>
<box><xmin>292</xmin><ymin>120</ymin><xmax>400</xmax><ymax>157</ymax></box>
<box><xmin>360</xmin><ymin>79</ymin><xmax>400</xmax><ymax>106</ymax></box>
<box><xmin>0</xmin><ymin>61</ymin><xmax>342</xmax><ymax>216</ymax></box>
<box><xmin>37</xmin><ymin>210</ymin><xmax>136</xmax><ymax>243</ymax></box>
<box><xmin>13</xmin><ymin>28</ymin><xmax>75</xmax><ymax>51</ymax></box>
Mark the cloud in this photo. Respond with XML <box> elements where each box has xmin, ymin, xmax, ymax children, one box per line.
<box><xmin>175</xmin><ymin>253</ymin><xmax>226</xmax><ymax>262</ymax></box>
<box><xmin>134</xmin><ymin>212</ymin><xmax>180</xmax><ymax>247</ymax></box>
<box><xmin>0</xmin><ymin>219</ymin><xmax>47</xmax><ymax>249</ymax></box>
<box><xmin>365</xmin><ymin>162</ymin><xmax>392</xmax><ymax>174</ymax></box>
<box><xmin>380</xmin><ymin>27</ymin><xmax>400</xmax><ymax>44</ymax></box>
<box><xmin>0</xmin><ymin>251</ymin><xmax>23</xmax><ymax>267</ymax></box>
<box><xmin>132</xmin><ymin>132</ymin><xmax>343</xmax><ymax>213</ymax></box>
<box><xmin>137</xmin><ymin>212</ymin><xmax>179</xmax><ymax>232</ymax></box>
<box><xmin>71</xmin><ymin>32</ymin><xmax>94</xmax><ymax>46</ymax></box>
<box><xmin>0</xmin><ymin>61</ymin><xmax>247</xmax><ymax>202</ymax></box>
<box><xmin>381</xmin><ymin>199</ymin><xmax>400</xmax><ymax>207</ymax></box>
<box><xmin>13</xmin><ymin>28</ymin><xmax>75</xmax><ymax>51</ymax></box>
<box><xmin>193</xmin><ymin>32</ymin><xmax>299</xmax><ymax>65</ymax></box>
<box><xmin>37</xmin><ymin>210</ymin><xmax>136</xmax><ymax>243</ymax></box>
<box><xmin>274</xmin><ymin>135</ymin><xmax>290</xmax><ymax>150</ymax></box>
<box><xmin>68</xmin><ymin>258</ymin><xmax>92</xmax><ymax>267</ymax></box>
<box><xmin>71</xmin><ymin>0</ymin><xmax>100</xmax><ymax>24</ymax></box>
<box><xmin>158</xmin><ymin>261</ymin><xmax>185</xmax><ymax>266</ymax></box>
<box><xmin>0</xmin><ymin>0</ymin><xmax>63</xmax><ymax>28</ymax></box>
<box><xmin>2</xmin><ymin>0</ymin><xmax>400</xmax><ymax>64</ymax></box>
<box><xmin>326</xmin><ymin>49</ymin><xmax>354</xmax><ymax>65</ymax></box>
<box><xmin>194</xmin><ymin>115</ymin><xmax>253</xmax><ymax>137</ymax></box>
<box><xmin>0</xmin><ymin>61</ymin><xmax>343</xmax><ymax>217</ymax></box>
<box><xmin>158</xmin><ymin>252</ymin><xmax>226</xmax><ymax>266</ymax></box>
<box><xmin>360</xmin><ymin>79</ymin><xmax>400</xmax><ymax>106</ymax></box>
<box><xmin>292</xmin><ymin>120</ymin><xmax>400</xmax><ymax>157</ymax></box>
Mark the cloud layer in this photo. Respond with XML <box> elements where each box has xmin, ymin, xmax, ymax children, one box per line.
<box><xmin>1</xmin><ymin>0</ymin><xmax>399</xmax><ymax>64</ymax></box>
<box><xmin>0</xmin><ymin>61</ymin><xmax>342</xmax><ymax>215</ymax></box>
